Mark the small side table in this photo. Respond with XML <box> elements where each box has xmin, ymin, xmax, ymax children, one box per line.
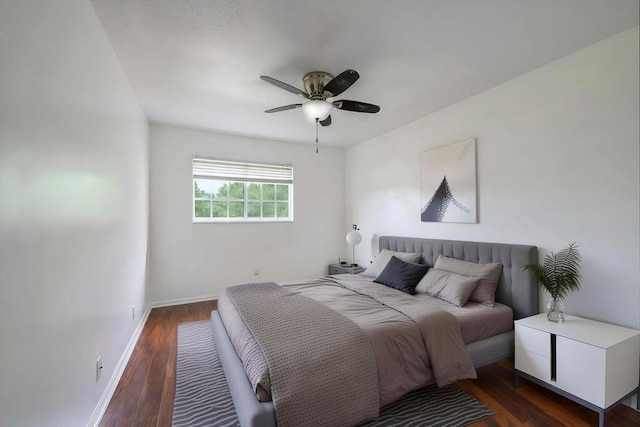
<box><xmin>514</xmin><ymin>313</ymin><xmax>640</xmax><ymax>427</ymax></box>
<box><xmin>328</xmin><ymin>263</ymin><xmax>365</xmax><ymax>275</ymax></box>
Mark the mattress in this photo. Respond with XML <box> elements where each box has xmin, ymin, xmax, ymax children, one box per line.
<box><xmin>218</xmin><ymin>274</ymin><xmax>512</xmax><ymax>406</ymax></box>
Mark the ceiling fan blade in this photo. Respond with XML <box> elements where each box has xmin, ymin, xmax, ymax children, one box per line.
<box><xmin>333</xmin><ymin>100</ymin><xmax>380</xmax><ymax>113</ymax></box>
<box><xmin>320</xmin><ymin>115</ymin><xmax>332</xmax><ymax>127</ymax></box>
<box><xmin>265</xmin><ymin>104</ymin><xmax>302</xmax><ymax>113</ymax></box>
<box><xmin>261</xmin><ymin>75</ymin><xmax>308</xmax><ymax>98</ymax></box>
<box><xmin>323</xmin><ymin>69</ymin><xmax>359</xmax><ymax>97</ymax></box>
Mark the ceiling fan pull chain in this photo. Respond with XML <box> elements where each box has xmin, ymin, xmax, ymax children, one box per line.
<box><xmin>315</xmin><ymin>118</ymin><xmax>319</xmax><ymax>154</ymax></box>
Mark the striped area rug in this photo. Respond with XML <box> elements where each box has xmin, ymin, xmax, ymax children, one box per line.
<box><xmin>362</xmin><ymin>384</ymin><xmax>494</xmax><ymax>427</ymax></box>
<box><xmin>173</xmin><ymin>320</ymin><xmax>494</xmax><ymax>427</ymax></box>
<box><xmin>173</xmin><ymin>320</ymin><xmax>239</xmax><ymax>426</ymax></box>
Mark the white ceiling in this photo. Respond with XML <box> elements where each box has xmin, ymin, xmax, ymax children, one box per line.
<box><xmin>90</xmin><ymin>0</ymin><xmax>639</xmax><ymax>148</ymax></box>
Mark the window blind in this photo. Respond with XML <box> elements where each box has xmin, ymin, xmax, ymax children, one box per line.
<box><xmin>193</xmin><ymin>157</ymin><xmax>293</xmax><ymax>184</ymax></box>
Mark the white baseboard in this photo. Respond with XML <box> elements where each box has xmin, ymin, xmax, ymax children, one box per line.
<box><xmin>149</xmin><ymin>293</ymin><xmax>219</xmax><ymax>308</ymax></box>
<box><xmin>86</xmin><ymin>294</ymin><xmax>219</xmax><ymax>426</ymax></box>
<box><xmin>86</xmin><ymin>306</ymin><xmax>152</xmax><ymax>427</ymax></box>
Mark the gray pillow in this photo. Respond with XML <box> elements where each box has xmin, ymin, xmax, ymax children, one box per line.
<box><xmin>374</xmin><ymin>256</ymin><xmax>430</xmax><ymax>295</ymax></box>
<box><xmin>362</xmin><ymin>249</ymin><xmax>422</xmax><ymax>278</ymax></box>
<box><xmin>415</xmin><ymin>268</ymin><xmax>480</xmax><ymax>306</ymax></box>
<box><xmin>434</xmin><ymin>255</ymin><xmax>503</xmax><ymax>306</ymax></box>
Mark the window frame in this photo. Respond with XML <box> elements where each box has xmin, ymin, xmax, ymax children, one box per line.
<box><xmin>192</xmin><ymin>156</ymin><xmax>294</xmax><ymax>223</ymax></box>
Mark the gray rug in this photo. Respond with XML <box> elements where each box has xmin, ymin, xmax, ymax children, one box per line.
<box><xmin>172</xmin><ymin>320</ymin><xmax>494</xmax><ymax>427</ymax></box>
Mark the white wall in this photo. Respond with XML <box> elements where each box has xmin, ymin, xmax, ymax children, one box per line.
<box><xmin>149</xmin><ymin>124</ymin><xmax>345</xmax><ymax>303</ymax></box>
<box><xmin>346</xmin><ymin>27</ymin><xmax>639</xmax><ymax>329</ymax></box>
<box><xmin>0</xmin><ymin>1</ymin><xmax>149</xmax><ymax>426</ymax></box>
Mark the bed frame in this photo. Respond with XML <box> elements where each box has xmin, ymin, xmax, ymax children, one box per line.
<box><xmin>211</xmin><ymin>236</ymin><xmax>538</xmax><ymax>427</ymax></box>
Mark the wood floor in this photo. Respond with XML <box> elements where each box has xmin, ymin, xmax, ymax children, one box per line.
<box><xmin>100</xmin><ymin>300</ymin><xmax>640</xmax><ymax>427</ymax></box>
<box><xmin>100</xmin><ymin>300</ymin><xmax>218</xmax><ymax>427</ymax></box>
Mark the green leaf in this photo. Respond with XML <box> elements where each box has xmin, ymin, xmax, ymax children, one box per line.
<box><xmin>523</xmin><ymin>243</ymin><xmax>581</xmax><ymax>300</ymax></box>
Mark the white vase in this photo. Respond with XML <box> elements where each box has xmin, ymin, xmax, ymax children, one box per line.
<box><xmin>546</xmin><ymin>297</ymin><xmax>565</xmax><ymax>322</ymax></box>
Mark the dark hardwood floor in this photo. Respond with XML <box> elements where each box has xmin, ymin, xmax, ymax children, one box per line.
<box><xmin>458</xmin><ymin>360</ymin><xmax>640</xmax><ymax>427</ymax></box>
<box><xmin>100</xmin><ymin>300</ymin><xmax>640</xmax><ymax>426</ymax></box>
<box><xmin>100</xmin><ymin>300</ymin><xmax>218</xmax><ymax>427</ymax></box>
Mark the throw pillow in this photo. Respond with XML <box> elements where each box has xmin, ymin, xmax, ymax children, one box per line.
<box><xmin>415</xmin><ymin>268</ymin><xmax>480</xmax><ymax>306</ymax></box>
<box><xmin>362</xmin><ymin>249</ymin><xmax>422</xmax><ymax>278</ymax></box>
<box><xmin>374</xmin><ymin>256</ymin><xmax>429</xmax><ymax>294</ymax></box>
<box><xmin>434</xmin><ymin>255</ymin><xmax>502</xmax><ymax>306</ymax></box>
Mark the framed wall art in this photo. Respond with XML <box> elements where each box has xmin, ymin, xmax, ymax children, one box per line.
<box><xmin>420</xmin><ymin>139</ymin><xmax>477</xmax><ymax>223</ymax></box>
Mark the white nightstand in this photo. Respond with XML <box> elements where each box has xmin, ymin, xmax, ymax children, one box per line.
<box><xmin>514</xmin><ymin>313</ymin><xmax>640</xmax><ymax>427</ymax></box>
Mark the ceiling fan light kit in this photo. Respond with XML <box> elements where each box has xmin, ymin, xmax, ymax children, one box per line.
<box><xmin>261</xmin><ymin>69</ymin><xmax>380</xmax><ymax>152</ymax></box>
<box><xmin>302</xmin><ymin>100</ymin><xmax>333</xmax><ymax>122</ymax></box>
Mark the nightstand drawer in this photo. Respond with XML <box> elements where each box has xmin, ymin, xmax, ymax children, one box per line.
<box><xmin>515</xmin><ymin>348</ymin><xmax>551</xmax><ymax>382</ymax></box>
<box><xmin>556</xmin><ymin>335</ymin><xmax>605</xmax><ymax>406</ymax></box>
<box><xmin>328</xmin><ymin>265</ymin><xmax>343</xmax><ymax>274</ymax></box>
<box><xmin>328</xmin><ymin>264</ymin><xmax>365</xmax><ymax>275</ymax></box>
<box><xmin>515</xmin><ymin>324</ymin><xmax>550</xmax><ymax>358</ymax></box>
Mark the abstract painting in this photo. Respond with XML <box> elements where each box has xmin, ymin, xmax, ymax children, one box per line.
<box><xmin>420</xmin><ymin>139</ymin><xmax>477</xmax><ymax>223</ymax></box>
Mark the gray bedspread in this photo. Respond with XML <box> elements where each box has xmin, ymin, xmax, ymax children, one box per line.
<box><xmin>335</xmin><ymin>278</ymin><xmax>476</xmax><ymax>388</ymax></box>
<box><xmin>219</xmin><ymin>275</ymin><xmax>480</xmax><ymax>424</ymax></box>
<box><xmin>225</xmin><ymin>282</ymin><xmax>379</xmax><ymax>427</ymax></box>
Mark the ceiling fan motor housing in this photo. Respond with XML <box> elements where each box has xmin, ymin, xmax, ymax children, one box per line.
<box><xmin>303</xmin><ymin>72</ymin><xmax>334</xmax><ymax>99</ymax></box>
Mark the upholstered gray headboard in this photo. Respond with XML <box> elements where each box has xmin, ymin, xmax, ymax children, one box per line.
<box><xmin>379</xmin><ymin>236</ymin><xmax>538</xmax><ymax>320</ymax></box>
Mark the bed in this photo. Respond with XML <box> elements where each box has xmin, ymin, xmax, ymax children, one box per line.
<box><xmin>211</xmin><ymin>236</ymin><xmax>538</xmax><ymax>427</ymax></box>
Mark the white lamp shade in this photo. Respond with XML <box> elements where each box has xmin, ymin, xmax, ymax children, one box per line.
<box><xmin>346</xmin><ymin>230</ymin><xmax>362</xmax><ymax>246</ymax></box>
<box><xmin>302</xmin><ymin>100</ymin><xmax>333</xmax><ymax>121</ymax></box>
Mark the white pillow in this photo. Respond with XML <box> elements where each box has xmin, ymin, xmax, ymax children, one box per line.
<box><xmin>362</xmin><ymin>249</ymin><xmax>422</xmax><ymax>278</ymax></box>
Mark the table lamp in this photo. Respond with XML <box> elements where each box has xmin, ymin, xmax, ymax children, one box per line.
<box><xmin>345</xmin><ymin>224</ymin><xmax>362</xmax><ymax>267</ymax></box>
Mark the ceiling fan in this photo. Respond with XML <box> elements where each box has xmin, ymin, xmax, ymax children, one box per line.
<box><xmin>260</xmin><ymin>69</ymin><xmax>380</xmax><ymax>127</ymax></box>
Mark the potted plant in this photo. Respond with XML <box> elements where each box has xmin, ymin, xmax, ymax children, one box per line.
<box><xmin>523</xmin><ymin>243</ymin><xmax>582</xmax><ymax>322</ymax></box>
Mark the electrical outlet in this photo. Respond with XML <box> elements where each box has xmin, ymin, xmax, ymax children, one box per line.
<box><xmin>253</xmin><ymin>269</ymin><xmax>259</xmax><ymax>276</ymax></box>
<box><xmin>132</xmin><ymin>305</ymin><xmax>135</xmax><ymax>320</ymax></box>
<box><xmin>96</xmin><ymin>356</ymin><xmax>103</xmax><ymax>382</ymax></box>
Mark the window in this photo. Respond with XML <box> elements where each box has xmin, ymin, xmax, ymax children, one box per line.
<box><xmin>193</xmin><ymin>156</ymin><xmax>293</xmax><ymax>222</ymax></box>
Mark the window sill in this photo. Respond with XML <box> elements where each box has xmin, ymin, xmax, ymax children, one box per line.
<box><xmin>192</xmin><ymin>218</ymin><xmax>293</xmax><ymax>224</ymax></box>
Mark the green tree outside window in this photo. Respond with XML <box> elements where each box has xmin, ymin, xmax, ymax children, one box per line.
<box><xmin>193</xmin><ymin>179</ymin><xmax>291</xmax><ymax>221</ymax></box>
